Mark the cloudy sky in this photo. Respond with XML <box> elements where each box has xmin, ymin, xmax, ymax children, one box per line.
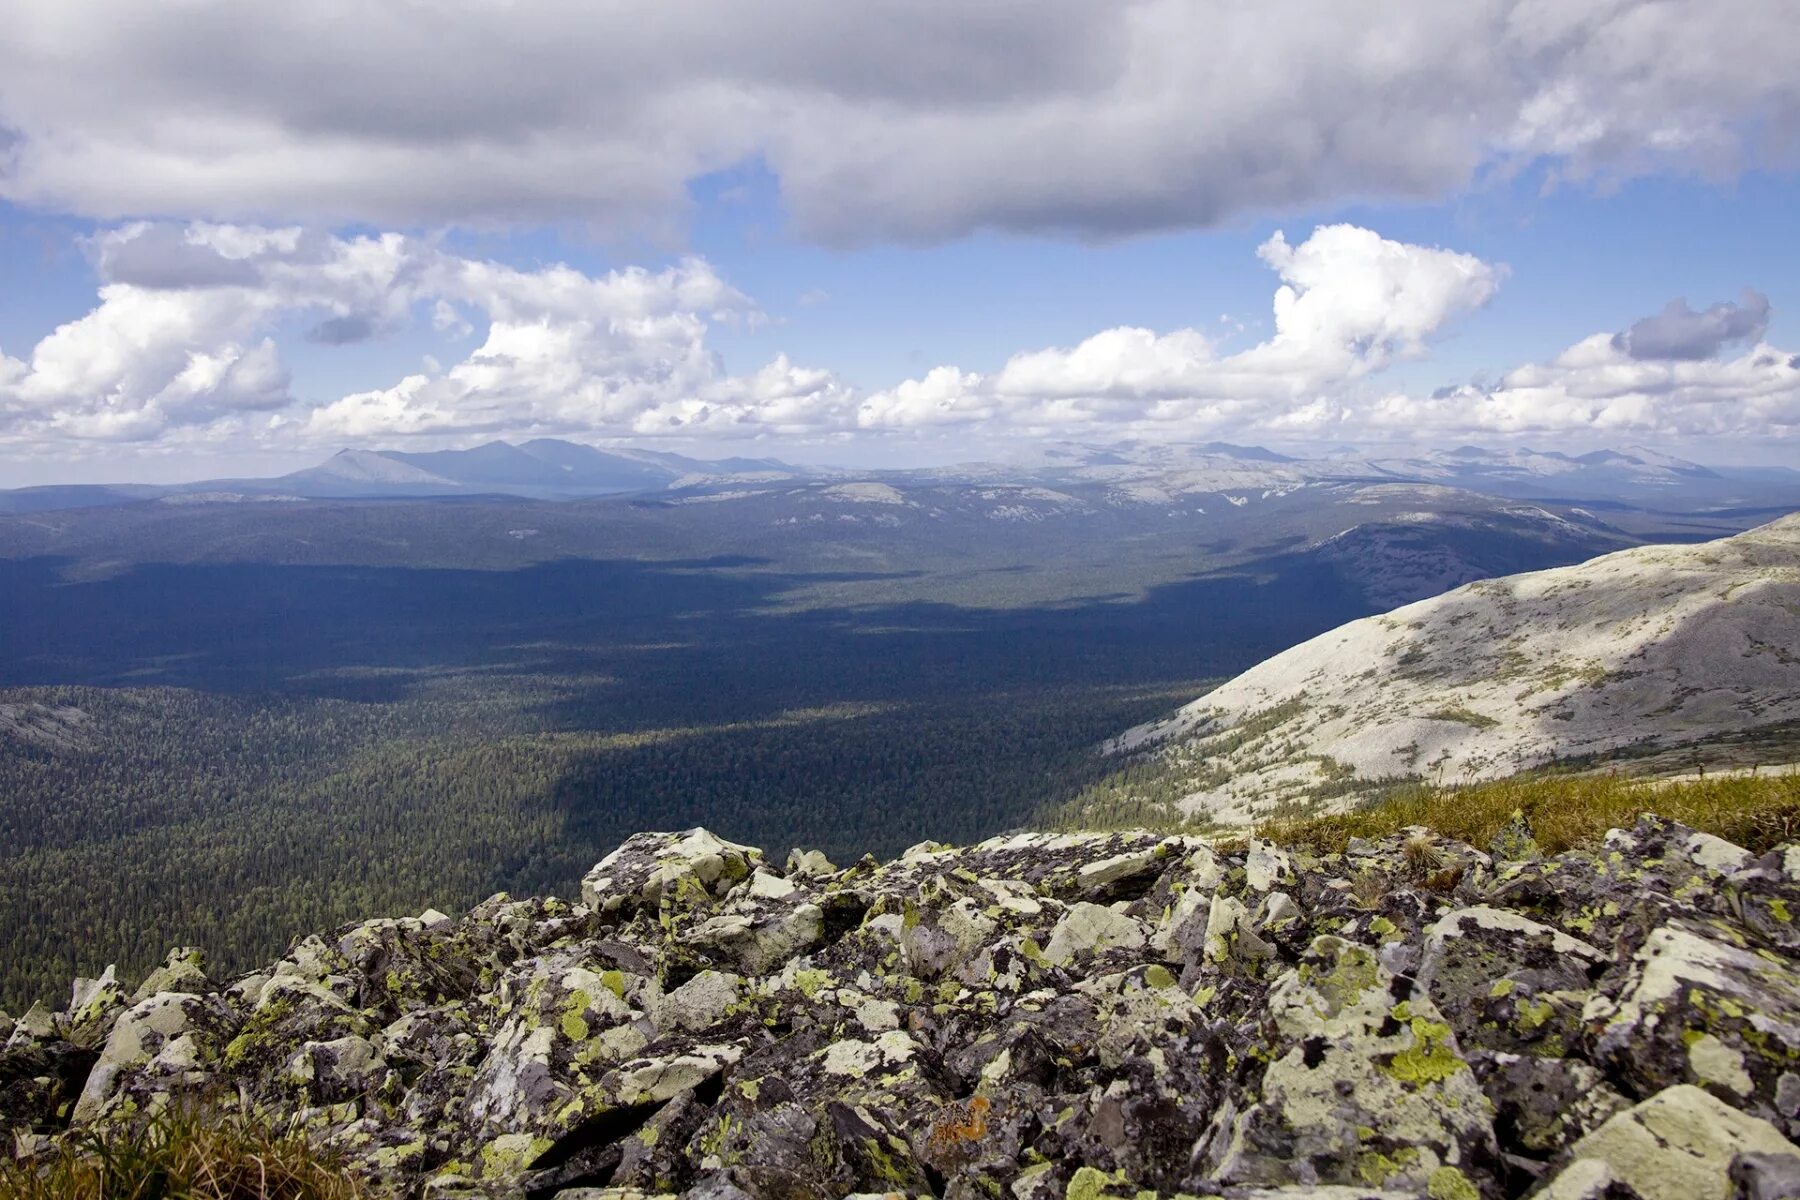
<box><xmin>2</xmin><ymin>0</ymin><xmax>1799</xmax><ymax>484</ymax></box>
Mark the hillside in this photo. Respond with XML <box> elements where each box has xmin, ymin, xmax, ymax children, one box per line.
<box><xmin>1089</xmin><ymin>513</ymin><xmax>1800</xmax><ymax>828</ymax></box>
<box><xmin>4</xmin><ymin>807</ymin><xmax>1798</xmax><ymax>1198</ymax></box>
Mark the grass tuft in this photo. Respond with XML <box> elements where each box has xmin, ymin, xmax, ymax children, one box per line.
<box><xmin>1257</xmin><ymin>772</ymin><xmax>1800</xmax><ymax>858</ymax></box>
<box><xmin>0</xmin><ymin>1106</ymin><xmax>367</xmax><ymax>1200</ymax></box>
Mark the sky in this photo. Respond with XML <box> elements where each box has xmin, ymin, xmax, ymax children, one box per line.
<box><xmin>2</xmin><ymin>0</ymin><xmax>1799</xmax><ymax>486</ymax></box>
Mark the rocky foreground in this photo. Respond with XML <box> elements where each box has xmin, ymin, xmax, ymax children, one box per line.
<box><xmin>4</xmin><ymin>821</ymin><xmax>1800</xmax><ymax>1199</ymax></box>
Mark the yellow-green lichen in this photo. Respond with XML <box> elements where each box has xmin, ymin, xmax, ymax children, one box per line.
<box><xmin>1428</xmin><ymin>1165</ymin><xmax>1480</xmax><ymax>1200</ymax></box>
<box><xmin>1066</xmin><ymin>1165</ymin><xmax>1125</xmax><ymax>1200</ymax></box>
<box><xmin>1384</xmin><ymin>1018</ymin><xmax>1466</xmax><ymax>1086</ymax></box>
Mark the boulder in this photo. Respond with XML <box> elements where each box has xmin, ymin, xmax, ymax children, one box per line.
<box><xmin>1416</xmin><ymin>905</ymin><xmax>1605</xmax><ymax>1055</ymax></box>
<box><xmin>129</xmin><ymin>948</ymin><xmax>211</xmax><ymax>1005</ymax></box>
<box><xmin>1209</xmin><ymin>936</ymin><xmax>1498</xmax><ymax>1194</ymax></box>
<box><xmin>72</xmin><ymin>991</ymin><xmax>237</xmax><ymax>1123</ymax></box>
<box><xmin>580</xmin><ymin>829</ymin><xmax>762</xmax><ymax>916</ymax></box>
<box><xmin>1543</xmin><ymin>1084</ymin><xmax>1800</xmax><ymax>1200</ymax></box>
<box><xmin>1588</xmin><ymin>919</ymin><xmax>1800</xmax><ymax>1136</ymax></box>
<box><xmin>1042</xmin><ymin>903</ymin><xmax>1146</xmax><ymax>967</ymax></box>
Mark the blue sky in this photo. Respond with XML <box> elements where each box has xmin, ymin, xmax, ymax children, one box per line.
<box><xmin>2</xmin><ymin>1</ymin><xmax>1798</xmax><ymax>484</ymax></box>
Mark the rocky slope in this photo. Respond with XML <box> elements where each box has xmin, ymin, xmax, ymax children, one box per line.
<box><xmin>1111</xmin><ymin>513</ymin><xmax>1800</xmax><ymax>826</ymax></box>
<box><xmin>5</xmin><ymin>819</ymin><xmax>1800</xmax><ymax>1198</ymax></box>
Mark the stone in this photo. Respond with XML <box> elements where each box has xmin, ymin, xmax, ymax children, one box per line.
<box><xmin>73</xmin><ymin>991</ymin><xmax>238</xmax><ymax>1122</ymax></box>
<box><xmin>1588</xmin><ymin>920</ymin><xmax>1800</xmax><ymax>1135</ymax></box>
<box><xmin>654</xmin><ymin>970</ymin><xmax>744</xmax><ymax>1034</ymax></box>
<box><xmin>1042</xmin><ymin>903</ymin><xmax>1146</xmax><ymax>966</ymax></box>
<box><xmin>580</xmin><ymin>828</ymin><xmax>762</xmax><ymax>915</ymax></box>
<box><xmin>1488</xmin><ymin>811</ymin><xmax>1542</xmax><ymax>862</ymax></box>
<box><xmin>1209</xmin><ymin>936</ymin><xmax>1498</xmax><ymax>1193</ymax></box>
<box><xmin>1468</xmin><ymin>1051</ymin><xmax>1632</xmax><ymax>1164</ymax></box>
<box><xmin>608</xmin><ymin>1043</ymin><xmax>744</xmax><ymax>1106</ymax></box>
<box><xmin>1547</xmin><ymin>1085</ymin><xmax>1800</xmax><ymax>1200</ymax></box>
<box><xmin>282</xmin><ymin>1034</ymin><xmax>390</xmax><ymax>1105</ymax></box>
<box><xmin>1730</xmin><ymin>1151</ymin><xmax>1800</xmax><ymax>1200</ymax></box>
<box><xmin>8</xmin><ymin>819</ymin><xmax>1799</xmax><ymax>1199</ymax></box>
<box><xmin>130</xmin><ymin>947</ymin><xmax>210</xmax><ymax>1005</ymax></box>
<box><xmin>786</xmin><ymin>848</ymin><xmax>838</xmax><ymax>879</ymax></box>
<box><xmin>1416</xmin><ymin>905</ymin><xmax>1605</xmax><ymax>1055</ymax></box>
<box><xmin>686</xmin><ymin>902</ymin><xmax>825</xmax><ymax>976</ymax></box>
<box><xmin>1202</xmin><ymin>893</ymin><xmax>1273</xmax><ymax>970</ymax></box>
<box><xmin>5</xmin><ymin>1002</ymin><xmax>55</xmax><ymax>1049</ymax></box>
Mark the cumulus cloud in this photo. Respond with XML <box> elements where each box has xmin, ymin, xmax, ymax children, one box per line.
<box><xmin>303</xmin><ymin>258</ymin><xmax>856</xmax><ymax>441</ymax></box>
<box><xmin>1363</xmin><ymin>324</ymin><xmax>1800</xmax><ymax>440</ymax></box>
<box><xmin>0</xmin><ymin>223</ymin><xmax>854</xmax><ymax>447</ymax></box>
<box><xmin>1612</xmin><ymin>289</ymin><xmax>1772</xmax><ymax>360</ymax></box>
<box><xmin>1</xmin><ymin>0</ymin><xmax>1796</xmax><ymax>241</ymax></box>
<box><xmin>856</xmin><ymin>244</ymin><xmax>1800</xmax><ymax>446</ymax></box>
<box><xmin>4</xmin><ymin>222</ymin><xmax>1794</xmax><ymax>456</ymax></box>
<box><xmin>859</xmin><ymin>225</ymin><xmax>1501</xmax><ymax>432</ymax></box>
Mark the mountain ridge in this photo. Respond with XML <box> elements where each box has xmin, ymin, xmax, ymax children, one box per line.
<box><xmin>7</xmin><ymin>438</ymin><xmax>1799</xmax><ymax>514</ymax></box>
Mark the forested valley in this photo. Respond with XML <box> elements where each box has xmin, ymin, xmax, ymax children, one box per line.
<box><xmin>0</xmin><ymin>523</ymin><xmax>1372</xmax><ymax>1009</ymax></box>
<box><xmin>0</xmin><ymin>482</ymin><xmax>1686</xmax><ymax>1009</ymax></box>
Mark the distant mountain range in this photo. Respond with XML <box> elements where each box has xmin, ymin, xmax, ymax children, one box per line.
<box><xmin>290</xmin><ymin>439</ymin><xmax>803</xmax><ymax>497</ymax></box>
<box><xmin>0</xmin><ymin>439</ymin><xmax>810</xmax><ymax>512</ymax></box>
<box><xmin>1100</xmin><ymin>512</ymin><xmax>1800</xmax><ymax>826</ymax></box>
<box><xmin>5</xmin><ymin>438</ymin><xmax>1799</xmax><ymax>515</ymax></box>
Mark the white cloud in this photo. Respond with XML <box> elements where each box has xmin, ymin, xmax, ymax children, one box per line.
<box><xmin>859</xmin><ymin>225</ymin><xmax>1501</xmax><ymax>433</ymax></box>
<box><xmin>1361</xmin><ymin>332</ymin><xmax>1800</xmax><ymax>440</ymax></box>
<box><xmin>857</xmin><ymin>234</ymin><xmax>1800</xmax><ymax>446</ymax></box>
<box><xmin>303</xmin><ymin>260</ymin><xmax>856</xmax><ymax>441</ymax></box>
<box><xmin>4</xmin><ymin>221</ymin><xmax>1795</xmax><ymax>457</ymax></box>
<box><xmin>0</xmin><ymin>223</ymin><xmax>855</xmax><ymax>448</ymax></box>
<box><xmin>0</xmin><ymin>1</ymin><xmax>1795</xmax><ymax>242</ymax></box>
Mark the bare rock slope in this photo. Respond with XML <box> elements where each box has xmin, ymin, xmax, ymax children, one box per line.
<box><xmin>1115</xmin><ymin>513</ymin><xmax>1800</xmax><ymax>825</ymax></box>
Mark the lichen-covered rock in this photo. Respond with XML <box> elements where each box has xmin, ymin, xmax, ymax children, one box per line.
<box><xmin>63</xmin><ymin>967</ymin><xmax>126</xmax><ymax>1050</ymax></box>
<box><xmin>0</xmin><ymin>1039</ymin><xmax>96</xmax><ymax>1138</ymax></box>
<box><xmin>129</xmin><ymin>947</ymin><xmax>211</xmax><ymax>1005</ymax></box>
<box><xmin>463</xmin><ymin>955</ymin><xmax>640</xmax><ymax>1142</ymax></box>
<box><xmin>282</xmin><ymin>1034</ymin><xmax>393</xmax><ymax>1107</ymax></box>
<box><xmin>1209</xmin><ymin>936</ymin><xmax>1499</xmax><ymax>1194</ymax></box>
<box><xmin>1544</xmin><ymin>1084</ymin><xmax>1800</xmax><ymax>1200</ymax></box>
<box><xmin>686</xmin><ymin>901</ymin><xmax>825</xmax><ymax>977</ymax></box>
<box><xmin>4</xmin><ymin>1002</ymin><xmax>55</xmax><ymax>1050</ymax></box>
<box><xmin>1468</xmin><ymin>1051</ymin><xmax>1631</xmax><ymax>1170</ymax></box>
<box><xmin>72</xmin><ymin>991</ymin><xmax>238</xmax><ymax>1123</ymax></box>
<box><xmin>581</xmin><ymin>829</ymin><xmax>762</xmax><ymax>916</ymax></box>
<box><xmin>1042</xmin><ymin>903</ymin><xmax>1146</xmax><ymax>967</ymax></box>
<box><xmin>6</xmin><ymin>820</ymin><xmax>1797</xmax><ymax>1199</ymax></box>
<box><xmin>654</xmin><ymin>970</ymin><xmax>745</xmax><ymax>1035</ymax></box>
<box><xmin>1587</xmin><ymin>919</ymin><xmax>1800</xmax><ymax>1136</ymax></box>
<box><xmin>1417</xmin><ymin>906</ymin><xmax>1605</xmax><ymax>1055</ymax></box>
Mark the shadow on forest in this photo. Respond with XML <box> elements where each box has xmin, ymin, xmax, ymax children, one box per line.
<box><xmin>0</xmin><ymin>551</ymin><xmax>1371</xmax><ymax>723</ymax></box>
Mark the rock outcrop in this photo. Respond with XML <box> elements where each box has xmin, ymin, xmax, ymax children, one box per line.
<box><xmin>4</xmin><ymin>818</ymin><xmax>1799</xmax><ymax>1199</ymax></box>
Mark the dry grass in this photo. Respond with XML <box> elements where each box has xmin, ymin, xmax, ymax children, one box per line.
<box><xmin>1257</xmin><ymin>771</ymin><xmax>1800</xmax><ymax>858</ymax></box>
<box><xmin>0</xmin><ymin>1107</ymin><xmax>367</xmax><ymax>1200</ymax></box>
